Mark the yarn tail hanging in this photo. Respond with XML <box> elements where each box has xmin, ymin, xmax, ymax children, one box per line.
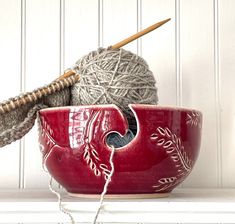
<box><xmin>42</xmin><ymin>143</ymin><xmax>116</xmax><ymax>224</ymax></box>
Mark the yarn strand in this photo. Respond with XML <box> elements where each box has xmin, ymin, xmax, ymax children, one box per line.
<box><xmin>41</xmin><ymin>143</ymin><xmax>116</xmax><ymax>224</ymax></box>
<box><xmin>41</xmin><ymin>148</ymin><xmax>75</xmax><ymax>224</ymax></box>
<box><xmin>92</xmin><ymin>145</ymin><xmax>116</xmax><ymax>224</ymax></box>
<box><xmin>48</xmin><ymin>177</ymin><xmax>76</xmax><ymax>224</ymax></box>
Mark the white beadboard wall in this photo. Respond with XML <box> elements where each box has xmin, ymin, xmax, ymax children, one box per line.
<box><xmin>0</xmin><ymin>0</ymin><xmax>234</xmax><ymax>189</ymax></box>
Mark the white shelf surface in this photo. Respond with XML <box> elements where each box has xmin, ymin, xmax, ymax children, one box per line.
<box><xmin>0</xmin><ymin>188</ymin><xmax>235</xmax><ymax>223</ymax></box>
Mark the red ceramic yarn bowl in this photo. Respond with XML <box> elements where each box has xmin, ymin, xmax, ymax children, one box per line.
<box><xmin>38</xmin><ymin>104</ymin><xmax>202</xmax><ymax>198</ymax></box>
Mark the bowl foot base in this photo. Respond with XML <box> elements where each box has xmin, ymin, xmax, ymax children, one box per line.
<box><xmin>68</xmin><ymin>192</ymin><xmax>170</xmax><ymax>199</ymax></box>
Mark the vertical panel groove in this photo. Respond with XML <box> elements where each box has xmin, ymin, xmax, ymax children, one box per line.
<box><xmin>175</xmin><ymin>0</ymin><xmax>182</xmax><ymax>187</ymax></box>
<box><xmin>137</xmin><ymin>0</ymin><xmax>142</xmax><ymax>56</ymax></box>
<box><xmin>59</xmin><ymin>0</ymin><xmax>65</xmax><ymax>189</ymax></box>
<box><xmin>60</xmin><ymin>0</ymin><xmax>65</xmax><ymax>74</ymax></box>
<box><xmin>19</xmin><ymin>0</ymin><xmax>26</xmax><ymax>189</ymax></box>
<box><xmin>175</xmin><ymin>0</ymin><xmax>182</xmax><ymax>106</ymax></box>
<box><xmin>214</xmin><ymin>0</ymin><xmax>222</xmax><ymax>187</ymax></box>
<box><xmin>98</xmin><ymin>0</ymin><xmax>103</xmax><ymax>47</ymax></box>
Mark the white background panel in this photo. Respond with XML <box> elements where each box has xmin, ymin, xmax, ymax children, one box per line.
<box><xmin>180</xmin><ymin>0</ymin><xmax>217</xmax><ymax>187</ymax></box>
<box><xmin>103</xmin><ymin>0</ymin><xmax>137</xmax><ymax>52</ymax></box>
<box><xmin>219</xmin><ymin>0</ymin><xmax>235</xmax><ymax>187</ymax></box>
<box><xmin>64</xmin><ymin>0</ymin><xmax>99</xmax><ymax>70</ymax></box>
<box><xmin>142</xmin><ymin>0</ymin><xmax>176</xmax><ymax>106</ymax></box>
<box><xmin>23</xmin><ymin>0</ymin><xmax>61</xmax><ymax>188</ymax></box>
<box><xmin>0</xmin><ymin>0</ymin><xmax>21</xmax><ymax>188</ymax></box>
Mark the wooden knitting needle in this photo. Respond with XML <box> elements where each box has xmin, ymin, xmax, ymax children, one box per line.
<box><xmin>111</xmin><ymin>18</ymin><xmax>171</xmax><ymax>49</ymax></box>
<box><xmin>58</xmin><ymin>18</ymin><xmax>171</xmax><ymax>80</ymax></box>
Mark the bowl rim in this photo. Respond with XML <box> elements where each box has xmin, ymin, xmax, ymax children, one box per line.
<box><xmin>39</xmin><ymin>104</ymin><xmax>202</xmax><ymax>114</ymax></box>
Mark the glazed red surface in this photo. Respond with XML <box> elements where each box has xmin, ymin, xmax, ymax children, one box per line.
<box><xmin>38</xmin><ymin>104</ymin><xmax>202</xmax><ymax>194</ymax></box>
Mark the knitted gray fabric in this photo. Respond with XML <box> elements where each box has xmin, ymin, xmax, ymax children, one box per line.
<box><xmin>0</xmin><ymin>103</ymin><xmax>47</xmax><ymax>147</ymax></box>
<box><xmin>0</xmin><ymin>88</ymin><xmax>70</xmax><ymax>147</ymax></box>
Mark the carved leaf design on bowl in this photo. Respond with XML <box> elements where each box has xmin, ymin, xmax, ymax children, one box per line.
<box><xmin>40</xmin><ymin>117</ymin><xmax>57</xmax><ymax>150</ymax></box>
<box><xmin>39</xmin><ymin>117</ymin><xmax>59</xmax><ymax>169</ymax></box>
<box><xmin>186</xmin><ymin>111</ymin><xmax>202</xmax><ymax>128</ymax></box>
<box><xmin>40</xmin><ymin>109</ymin><xmax>112</xmax><ymax>180</ymax></box>
<box><xmin>151</xmin><ymin>127</ymin><xmax>193</xmax><ymax>192</ymax></box>
<box><xmin>83</xmin><ymin>143</ymin><xmax>111</xmax><ymax>180</ymax></box>
<box><xmin>69</xmin><ymin>109</ymin><xmax>111</xmax><ymax>180</ymax></box>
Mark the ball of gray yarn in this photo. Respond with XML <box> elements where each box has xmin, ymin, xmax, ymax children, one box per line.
<box><xmin>71</xmin><ymin>48</ymin><xmax>158</xmax><ymax>126</ymax></box>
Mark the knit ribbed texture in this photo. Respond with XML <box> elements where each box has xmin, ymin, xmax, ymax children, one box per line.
<box><xmin>0</xmin><ymin>88</ymin><xmax>70</xmax><ymax>148</ymax></box>
<box><xmin>0</xmin><ymin>104</ymin><xmax>46</xmax><ymax>147</ymax></box>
